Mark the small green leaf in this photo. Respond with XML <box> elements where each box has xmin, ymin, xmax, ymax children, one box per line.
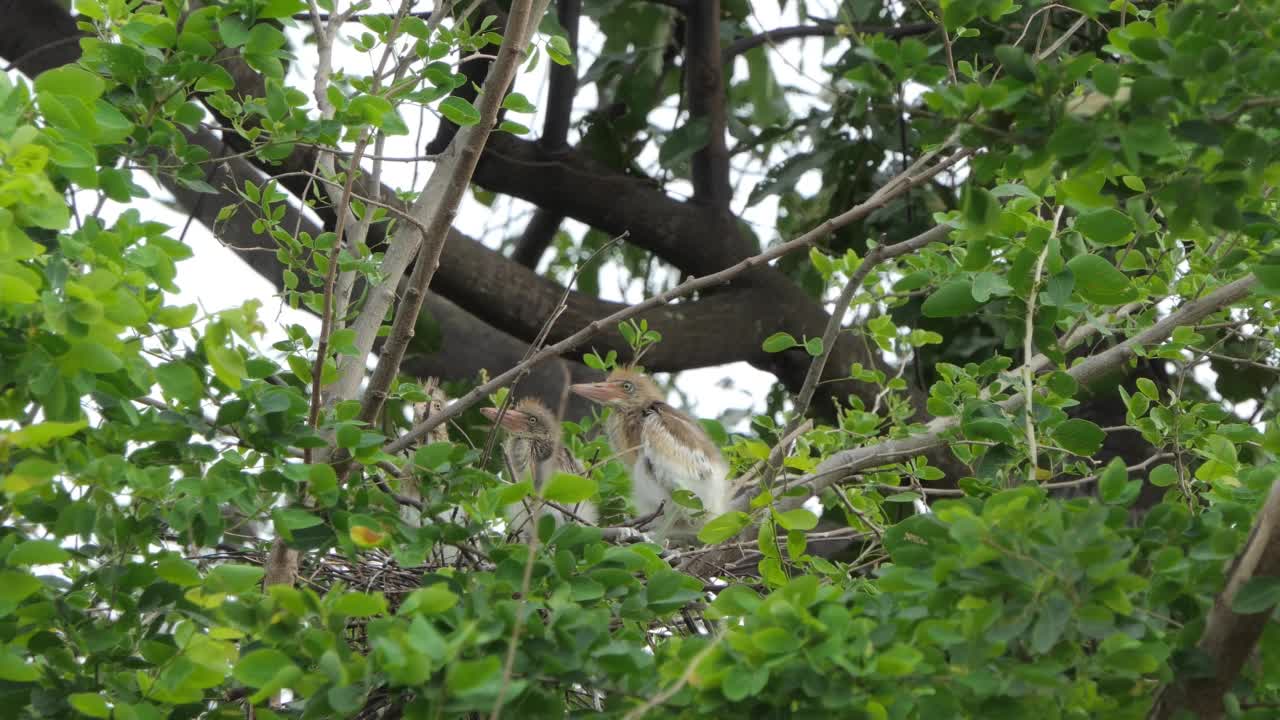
<box><xmin>1066</xmin><ymin>255</ymin><xmax>1138</xmax><ymax>305</ymax></box>
<box><xmin>400</xmin><ymin>585</ymin><xmax>459</xmax><ymax>615</ymax></box>
<box><xmin>1234</xmin><ymin>578</ymin><xmax>1280</xmax><ymax>614</ymax></box>
<box><xmin>155</xmin><ymin>362</ymin><xmax>202</xmax><ymax>406</ymax></box>
<box><xmin>921</xmin><ymin>279</ymin><xmax>981</xmax><ymax>318</ymax></box>
<box><xmin>773</xmin><ymin>508</ymin><xmax>818</xmax><ymax>531</ymax></box>
<box><xmin>804</xmin><ymin>337</ymin><xmax>824</xmax><ymax>357</ymax></box>
<box><xmin>233</xmin><ymin>649</ymin><xmax>295</xmax><ymax>688</ymax></box>
<box><xmin>5</xmin><ymin>420</ymin><xmax>87</xmax><ymax>449</ymax></box>
<box><xmin>762</xmin><ymin>332</ymin><xmax>797</xmax><ymax>353</ymax></box>
<box><xmin>541</xmin><ymin>472</ymin><xmax>597</xmax><ymax>504</ymax></box>
<box><xmin>1075</xmin><ymin>208</ymin><xmax>1135</xmax><ymax>246</ymax></box>
<box><xmin>697</xmin><ymin>511</ymin><xmax>751</xmax><ymax>544</ymax></box>
<box><xmin>332</xmin><ymin>591</ymin><xmax>387</xmax><ymax>617</ymax></box>
<box><xmin>8</xmin><ymin>540</ymin><xmax>70</xmax><ymax>566</ymax></box>
<box><xmin>205</xmin><ymin>564</ymin><xmax>265</xmax><ymax>594</ymax></box>
<box><xmin>1052</xmin><ymin>419</ymin><xmax>1105</xmax><ymax>456</ymax></box>
<box><xmin>501</xmin><ymin>92</ymin><xmax>536</xmax><ymax>113</ymax></box>
<box><xmin>1149</xmin><ymin>464</ymin><xmax>1178</xmax><ymax>487</ymax></box>
<box><xmin>439</xmin><ymin>97</ymin><xmax>481</xmax><ymax>126</ymax></box>
<box><xmin>68</xmin><ymin>693</ymin><xmax>111</xmax><ymax>718</ymax></box>
<box><xmin>1098</xmin><ymin>457</ymin><xmax>1129</xmax><ymax>504</ymax></box>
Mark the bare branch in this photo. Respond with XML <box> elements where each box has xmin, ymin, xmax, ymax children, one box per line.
<box><xmin>723</xmin><ymin>21</ymin><xmax>936</xmax><ymax>59</ymax></box>
<box><xmin>386</xmin><ymin>144</ymin><xmax>971</xmax><ymax>454</ymax></box>
<box><xmin>769</xmin><ymin>274</ymin><xmax>1261</xmax><ymax>512</ymax></box>
<box><xmin>1148</xmin><ymin>478</ymin><xmax>1280</xmax><ymax>719</ymax></box>
<box><xmin>510</xmin><ymin>0</ymin><xmax>580</xmax><ymax>268</ymax></box>
<box><xmin>684</xmin><ymin>0</ymin><xmax>731</xmax><ymax>208</ymax></box>
<box><xmin>355</xmin><ymin>0</ymin><xmax>554</xmax><ymax>428</ymax></box>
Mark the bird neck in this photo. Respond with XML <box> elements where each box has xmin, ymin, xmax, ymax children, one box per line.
<box><xmin>508</xmin><ymin>436</ymin><xmax>555</xmax><ymax>465</ymax></box>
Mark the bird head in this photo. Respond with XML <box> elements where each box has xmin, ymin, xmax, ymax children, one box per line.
<box><xmin>479</xmin><ymin>397</ymin><xmax>558</xmax><ymax>440</ymax></box>
<box><xmin>570</xmin><ymin>368</ymin><xmax>662</xmax><ymax>412</ymax></box>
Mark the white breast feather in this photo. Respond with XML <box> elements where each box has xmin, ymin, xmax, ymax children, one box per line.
<box><xmin>636</xmin><ymin>412</ymin><xmax>730</xmax><ymax>526</ymax></box>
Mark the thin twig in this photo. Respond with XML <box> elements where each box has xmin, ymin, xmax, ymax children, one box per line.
<box><xmin>620</xmin><ymin>634</ymin><xmax>725</xmax><ymax>720</ymax></box>
<box><xmin>479</xmin><ymin>231</ymin><xmax>629</xmax><ymax>468</ymax></box>
<box><xmin>385</xmin><ymin>146</ymin><xmax>973</xmax><ymax>454</ymax></box>
<box><xmin>1022</xmin><ymin>206</ymin><xmax>1065</xmax><ymax>483</ymax></box>
<box><xmin>767</xmin><ymin>274</ymin><xmax>1261</xmax><ymax>511</ymax></box>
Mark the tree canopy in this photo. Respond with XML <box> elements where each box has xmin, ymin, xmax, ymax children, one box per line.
<box><xmin>3</xmin><ymin>0</ymin><xmax>1280</xmax><ymax>718</ymax></box>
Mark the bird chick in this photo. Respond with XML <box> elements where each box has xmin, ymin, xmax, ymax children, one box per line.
<box><xmin>570</xmin><ymin>368</ymin><xmax>730</xmax><ymax>544</ymax></box>
<box><xmin>403</xmin><ymin>378</ymin><xmax>449</xmax><ymax>529</ymax></box>
<box><xmin>481</xmin><ymin>397</ymin><xmax>598</xmax><ymax>537</ymax></box>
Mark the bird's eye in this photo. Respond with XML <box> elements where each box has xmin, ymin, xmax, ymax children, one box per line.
<box><xmin>527</xmin><ymin>415</ymin><xmax>539</xmax><ymax>425</ymax></box>
<box><xmin>621</xmin><ymin>381</ymin><xmax>634</xmax><ymax>393</ymax></box>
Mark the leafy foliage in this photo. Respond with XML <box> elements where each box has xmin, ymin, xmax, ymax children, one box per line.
<box><xmin>3</xmin><ymin>0</ymin><xmax>1280</xmax><ymax>718</ymax></box>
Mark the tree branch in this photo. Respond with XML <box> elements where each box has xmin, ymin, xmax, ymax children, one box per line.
<box><xmin>723</xmin><ymin>21</ymin><xmax>936</xmax><ymax>60</ymax></box>
<box><xmin>386</xmin><ymin>144</ymin><xmax>970</xmax><ymax>453</ymax></box>
<box><xmin>355</xmin><ymin>0</ymin><xmax>553</xmax><ymax>427</ymax></box>
<box><xmin>683</xmin><ymin>0</ymin><xmax>731</xmax><ymax>208</ymax></box>
<box><xmin>1148</xmin><ymin>478</ymin><xmax>1280</xmax><ymax>719</ymax></box>
<box><xmin>509</xmin><ymin>0</ymin><xmax>580</xmax><ymax>268</ymax></box>
<box><xmin>766</xmin><ymin>274</ymin><xmax>1262</xmax><ymax>513</ymax></box>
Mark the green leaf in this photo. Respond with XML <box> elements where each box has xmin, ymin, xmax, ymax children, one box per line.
<box><xmin>1149</xmin><ymin>464</ymin><xmax>1178</xmax><ymax>487</ymax></box>
<box><xmin>1029</xmin><ymin>592</ymin><xmax>1072</xmax><ymax>654</ymax></box>
<box><xmin>773</xmin><ymin>508</ymin><xmax>819</xmax><ymax>531</ymax></box>
<box><xmin>0</xmin><ymin>570</ymin><xmax>42</xmax><ymax>612</ymax></box>
<box><xmin>0</xmin><ymin>647</ymin><xmax>40</xmax><ymax>682</ymax></box>
<box><xmin>921</xmin><ymin>279</ymin><xmax>981</xmax><ymax>317</ymax></box>
<box><xmin>1233</xmin><ymin>577</ymin><xmax>1280</xmax><ymax>614</ymax></box>
<box><xmin>1051</xmin><ymin>419</ymin><xmax>1105</xmax><ymax>456</ymax></box>
<box><xmin>68</xmin><ymin>693</ymin><xmax>111</xmax><ymax>718</ymax></box>
<box><xmin>35</xmin><ymin>67</ymin><xmax>105</xmax><ymax>104</ymax></box>
<box><xmin>400</xmin><ymin>585</ymin><xmax>459</xmax><ymax>615</ymax></box>
<box><xmin>155</xmin><ymin>362</ymin><xmax>202</xmax><ymax>406</ymax></box>
<box><xmin>873</xmin><ymin>643</ymin><xmax>924</xmax><ymax>677</ymax></box>
<box><xmin>447</xmin><ymin>656</ymin><xmax>501</xmax><ymax>694</ymax></box>
<box><xmin>233</xmin><ymin>649</ymin><xmax>294</xmax><ymax>687</ymax></box>
<box><xmin>205</xmin><ymin>564</ymin><xmax>265</xmax><ymax>594</ymax></box>
<box><xmin>762</xmin><ymin>332</ymin><xmax>797</xmax><ymax>353</ymax></box>
<box><xmin>8</xmin><ymin>540</ymin><xmax>70</xmax><ymax>566</ymax></box>
<box><xmin>659</xmin><ymin>118</ymin><xmax>710</xmax><ymax>168</ymax></box>
<box><xmin>333</xmin><ymin>591</ymin><xmax>387</xmax><ymax>617</ymax></box>
<box><xmin>1075</xmin><ymin>208</ymin><xmax>1135</xmax><ymax>246</ymax></box>
<box><xmin>157</xmin><ymin>555</ymin><xmax>202</xmax><ymax>587</ymax></box>
<box><xmin>1098</xmin><ymin>457</ymin><xmax>1129</xmax><ymax>504</ymax></box>
<box><xmin>541</xmin><ymin>472</ymin><xmax>597</xmax><ymax>504</ymax></box>
<box><xmin>439</xmin><ymin>97</ymin><xmax>481</xmax><ymax>126</ymax></box>
<box><xmin>501</xmin><ymin>92</ymin><xmax>537</xmax><ymax>113</ymax></box>
<box><xmin>697</xmin><ymin>511</ymin><xmax>751</xmax><ymax>544</ymax></box>
<box><xmin>4</xmin><ymin>419</ymin><xmax>87</xmax><ymax>449</ymax></box>
<box><xmin>804</xmin><ymin>337</ymin><xmax>824</xmax><ymax>357</ymax></box>
<box><xmin>1066</xmin><ymin>255</ymin><xmax>1138</xmax><ymax>305</ymax></box>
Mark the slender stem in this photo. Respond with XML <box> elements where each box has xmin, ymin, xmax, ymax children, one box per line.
<box><xmin>1022</xmin><ymin>205</ymin><xmax>1065</xmax><ymax>483</ymax></box>
<box><xmin>385</xmin><ymin>145</ymin><xmax>973</xmax><ymax>454</ymax></box>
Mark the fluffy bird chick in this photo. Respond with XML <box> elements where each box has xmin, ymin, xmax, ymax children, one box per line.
<box><xmin>481</xmin><ymin>397</ymin><xmax>598</xmax><ymax>537</ymax></box>
<box><xmin>402</xmin><ymin>378</ymin><xmax>450</xmax><ymax>529</ymax></box>
<box><xmin>570</xmin><ymin>368</ymin><xmax>730</xmax><ymax>544</ymax></box>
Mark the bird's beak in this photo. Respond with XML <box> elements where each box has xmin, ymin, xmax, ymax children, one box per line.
<box><xmin>480</xmin><ymin>406</ymin><xmax>528</xmax><ymax>431</ymax></box>
<box><xmin>570</xmin><ymin>382</ymin><xmax>625</xmax><ymax>405</ymax></box>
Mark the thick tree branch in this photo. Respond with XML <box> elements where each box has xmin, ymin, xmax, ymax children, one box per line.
<box><xmin>0</xmin><ymin>0</ymin><xmax>83</xmax><ymax>76</ymax></box>
<box><xmin>766</xmin><ymin>274</ymin><xmax>1262</xmax><ymax>513</ymax></box>
<box><xmin>723</xmin><ymin>21</ymin><xmax>936</xmax><ymax>59</ymax></box>
<box><xmin>509</xmin><ymin>0</ymin><xmax>580</xmax><ymax>268</ymax></box>
<box><xmin>386</xmin><ymin>145</ymin><xmax>970</xmax><ymax>453</ymax></box>
<box><xmin>1148</xmin><ymin>478</ymin><xmax>1280</xmax><ymax>719</ymax></box>
<box><xmin>683</xmin><ymin>0</ymin><xmax>731</xmax><ymax>208</ymax></box>
<box><xmin>356</xmin><ymin>0</ymin><xmax>553</xmax><ymax>427</ymax></box>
